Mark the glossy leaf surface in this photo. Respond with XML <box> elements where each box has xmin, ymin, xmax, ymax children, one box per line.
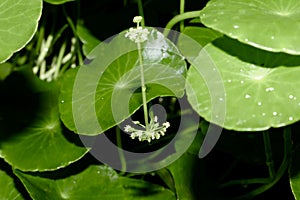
<box><xmin>0</xmin><ymin>0</ymin><xmax>42</xmax><ymax>63</ymax></box>
<box><xmin>200</xmin><ymin>0</ymin><xmax>300</xmax><ymax>55</ymax></box>
<box><xmin>186</xmin><ymin>37</ymin><xmax>300</xmax><ymax>131</ymax></box>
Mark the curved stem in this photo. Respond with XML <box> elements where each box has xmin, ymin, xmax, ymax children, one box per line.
<box><xmin>164</xmin><ymin>10</ymin><xmax>201</xmax><ymax>35</ymax></box>
<box><xmin>137</xmin><ymin>0</ymin><xmax>145</xmax><ymax>26</ymax></box>
<box><xmin>234</xmin><ymin>127</ymin><xmax>292</xmax><ymax>199</ymax></box>
<box><xmin>137</xmin><ymin>42</ymin><xmax>149</xmax><ymax>129</ymax></box>
<box><xmin>179</xmin><ymin>0</ymin><xmax>185</xmax><ymax>32</ymax></box>
<box><xmin>116</xmin><ymin>127</ymin><xmax>126</xmax><ymax>174</ymax></box>
<box><xmin>263</xmin><ymin>131</ymin><xmax>276</xmax><ymax>179</ymax></box>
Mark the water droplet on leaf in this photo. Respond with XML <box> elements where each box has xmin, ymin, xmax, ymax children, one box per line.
<box><xmin>245</xmin><ymin>94</ymin><xmax>251</xmax><ymax>99</ymax></box>
<box><xmin>265</xmin><ymin>87</ymin><xmax>274</xmax><ymax>92</ymax></box>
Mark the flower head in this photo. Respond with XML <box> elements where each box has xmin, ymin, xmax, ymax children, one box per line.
<box><xmin>125</xmin><ymin>16</ymin><xmax>149</xmax><ymax>43</ymax></box>
<box><xmin>124</xmin><ymin>115</ymin><xmax>170</xmax><ymax>143</ymax></box>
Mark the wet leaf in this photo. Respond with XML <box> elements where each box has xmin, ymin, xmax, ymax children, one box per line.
<box><xmin>200</xmin><ymin>0</ymin><xmax>300</xmax><ymax>55</ymax></box>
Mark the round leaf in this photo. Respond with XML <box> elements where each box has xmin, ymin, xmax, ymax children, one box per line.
<box><xmin>200</xmin><ymin>0</ymin><xmax>300</xmax><ymax>55</ymax></box>
<box><xmin>0</xmin><ymin>0</ymin><xmax>42</xmax><ymax>63</ymax></box>
<box><xmin>0</xmin><ymin>169</ymin><xmax>24</xmax><ymax>200</ymax></box>
<box><xmin>59</xmin><ymin>28</ymin><xmax>186</xmax><ymax>135</ymax></box>
<box><xmin>0</xmin><ymin>72</ymin><xmax>89</xmax><ymax>171</ymax></box>
<box><xmin>14</xmin><ymin>165</ymin><xmax>175</xmax><ymax>199</ymax></box>
<box><xmin>186</xmin><ymin>38</ymin><xmax>300</xmax><ymax>131</ymax></box>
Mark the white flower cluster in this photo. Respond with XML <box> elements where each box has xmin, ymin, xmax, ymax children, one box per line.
<box><xmin>124</xmin><ymin>116</ymin><xmax>170</xmax><ymax>143</ymax></box>
<box><xmin>125</xmin><ymin>16</ymin><xmax>149</xmax><ymax>43</ymax></box>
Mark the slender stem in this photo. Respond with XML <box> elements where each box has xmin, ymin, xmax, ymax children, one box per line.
<box><xmin>116</xmin><ymin>127</ymin><xmax>126</xmax><ymax>174</ymax></box>
<box><xmin>219</xmin><ymin>178</ymin><xmax>272</xmax><ymax>188</ymax></box>
<box><xmin>234</xmin><ymin>127</ymin><xmax>292</xmax><ymax>200</ymax></box>
<box><xmin>164</xmin><ymin>10</ymin><xmax>201</xmax><ymax>36</ymax></box>
<box><xmin>63</xmin><ymin>7</ymin><xmax>83</xmax><ymax>65</ymax></box>
<box><xmin>179</xmin><ymin>0</ymin><xmax>185</xmax><ymax>32</ymax></box>
<box><xmin>137</xmin><ymin>0</ymin><xmax>145</xmax><ymax>26</ymax></box>
<box><xmin>137</xmin><ymin>42</ymin><xmax>149</xmax><ymax>129</ymax></box>
<box><xmin>263</xmin><ymin>131</ymin><xmax>276</xmax><ymax>179</ymax></box>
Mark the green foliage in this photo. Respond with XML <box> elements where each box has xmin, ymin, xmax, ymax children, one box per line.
<box><xmin>0</xmin><ymin>0</ymin><xmax>42</xmax><ymax>63</ymax></box>
<box><xmin>0</xmin><ymin>169</ymin><xmax>24</xmax><ymax>199</ymax></box>
<box><xmin>1</xmin><ymin>0</ymin><xmax>300</xmax><ymax>199</ymax></box>
<box><xmin>15</xmin><ymin>165</ymin><xmax>175</xmax><ymax>200</ymax></box>
<box><xmin>59</xmin><ymin>28</ymin><xmax>186</xmax><ymax>135</ymax></box>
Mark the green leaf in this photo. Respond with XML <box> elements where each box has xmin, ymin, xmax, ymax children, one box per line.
<box><xmin>44</xmin><ymin>0</ymin><xmax>74</xmax><ymax>4</ymax></box>
<box><xmin>289</xmin><ymin>146</ymin><xmax>300</xmax><ymax>199</ymax></box>
<box><xmin>0</xmin><ymin>0</ymin><xmax>42</xmax><ymax>63</ymax></box>
<box><xmin>200</xmin><ymin>0</ymin><xmax>300</xmax><ymax>55</ymax></box>
<box><xmin>76</xmin><ymin>24</ymin><xmax>101</xmax><ymax>56</ymax></box>
<box><xmin>59</xmin><ymin>28</ymin><xmax>186</xmax><ymax>135</ymax></box>
<box><xmin>177</xmin><ymin>27</ymin><xmax>222</xmax><ymax>58</ymax></box>
<box><xmin>186</xmin><ymin>37</ymin><xmax>300</xmax><ymax>131</ymax></box>
<box><xmin>14</xmin><ymin>165</ymin><xmax>175</xmax><ymax>200</ymax></box>
<box><xmin>0</xmin><ymin>169</ymin><xmax>24</xmax><ymax>200</ymax></box>
<box><xmin>0</xmin><ymin>69</ymin><xmax>89</xmax><ymax>171</ymax></box>
<box><xmin>0</xmin><ymin>62</ymin><xmax>13</xmax><ymax>80</ymax></box>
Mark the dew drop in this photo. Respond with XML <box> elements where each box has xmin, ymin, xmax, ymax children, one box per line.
<box><xmin>245</xmin><ymin>94</ymin><xmax>251</xmax><ymax>99</ymax></box>
<box><xmin>271</xmin><ymin>36</ymin><xmax>275</xmax><ymax>40</ymax></box>
<box><xmin>289</xmin><ymin>116</ymin><xmax>294</xmax><ymax>121</ymax></box>
<box><xmin>61</xmin><ymin>100</ymin><xmax>65</xmax><ymax>104</ymax></box>
<box><xmin>252</xmin><ymin>114</ymin><xmax>256</xmax><ymax>118</ymax></box>
<box><xmin>219</xmin><ymin>97</ymin><xmax>224</xmax><ymax>101</ymax></box>
<box><xmin>265</xmin><ymin>87</ymin><xmax>274</xmax><ymax>92</ymax></box>
<box><xmin>240</xmin><ymin>80</ymin><xmax>244</xmax><ymax>84</ymax></box>
<box><xmin>233</xmin><ymin>25</ymin><xmax>240</xmax><ymax>29</ymax></box>
<box><xmin>258</xmin><ymin>102</ymin><xmax>262</xmax><ymax>106</ymax></box>
<box><xmin>227</xmin><ymin>79</ymin><xmax>232</xmax><ymax>83</ymax></box>
<box><xmin>244</xmin><ymin>38</ymin><xmax>249</xmax><ymax>42</ymax></box>
<box><xmin>262</xmin><ymin>113</ymin><xmax>266</xmax><ymax>116</ymax></box>
<box><xmin>289</xmin><ymin>94</ymin><xmax>297</xmax><ymax>100</ymax></box>
<box><xmin>273</xmin><ymin>112</ymin><xmax>278</xmax><ymax>116</ymax></box>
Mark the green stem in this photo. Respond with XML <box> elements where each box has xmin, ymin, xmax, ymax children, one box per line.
<box><xmin>234</xmin><ymin>127</ymin><xmax>292</xmax><ymax>200</ymax></box>
<box><xmin>219</xmin><ymin>178</ymin><xmax>271</xmax><ymax>188</ymax></box>
<box><xmin>263</xmin><ymin>131</ymin><xmax>276</xmax><ymax>179</ymax></box>
<box><xmin>164</xmin><ymin>10</ymin><xmax>201</xmax><ymax>35</ymax></box>
<box><xmin>179</xmin><ymin>0</ymin><xmax>185</xmax><ymax>32</ymax></box>
<box><xmin>137</xmin><ymin>42</ymin><xmax>149</xmax><ymax>129</ymax></box>
<box><xmin>63</xmin><ymin>7</ymin><xmax>83</xmax><ymax>65</ymax></box>
<box><xmin>137</xmin><ymin>0</ymin><xmax>145</xmax><ymax>26</ymax></box>
<box><xmin>116</xmin><ymin>127</ymin><xmax>126</xmax><ymax>174</ymax></box>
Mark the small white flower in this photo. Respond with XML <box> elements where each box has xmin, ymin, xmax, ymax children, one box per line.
<box><xmin>133</xmin><ymin>16</ymin><xmax>143</xmax><ymax>23</ymax></box>
<box><xmin>124</xmin><ymin>115</ymin><xmax>170</xmax><ymax>143</ymax></box>
<box><xmin>125</xmin><ymin>16</ymin><xmax>149</xmax><ymax>43</ymax></box>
